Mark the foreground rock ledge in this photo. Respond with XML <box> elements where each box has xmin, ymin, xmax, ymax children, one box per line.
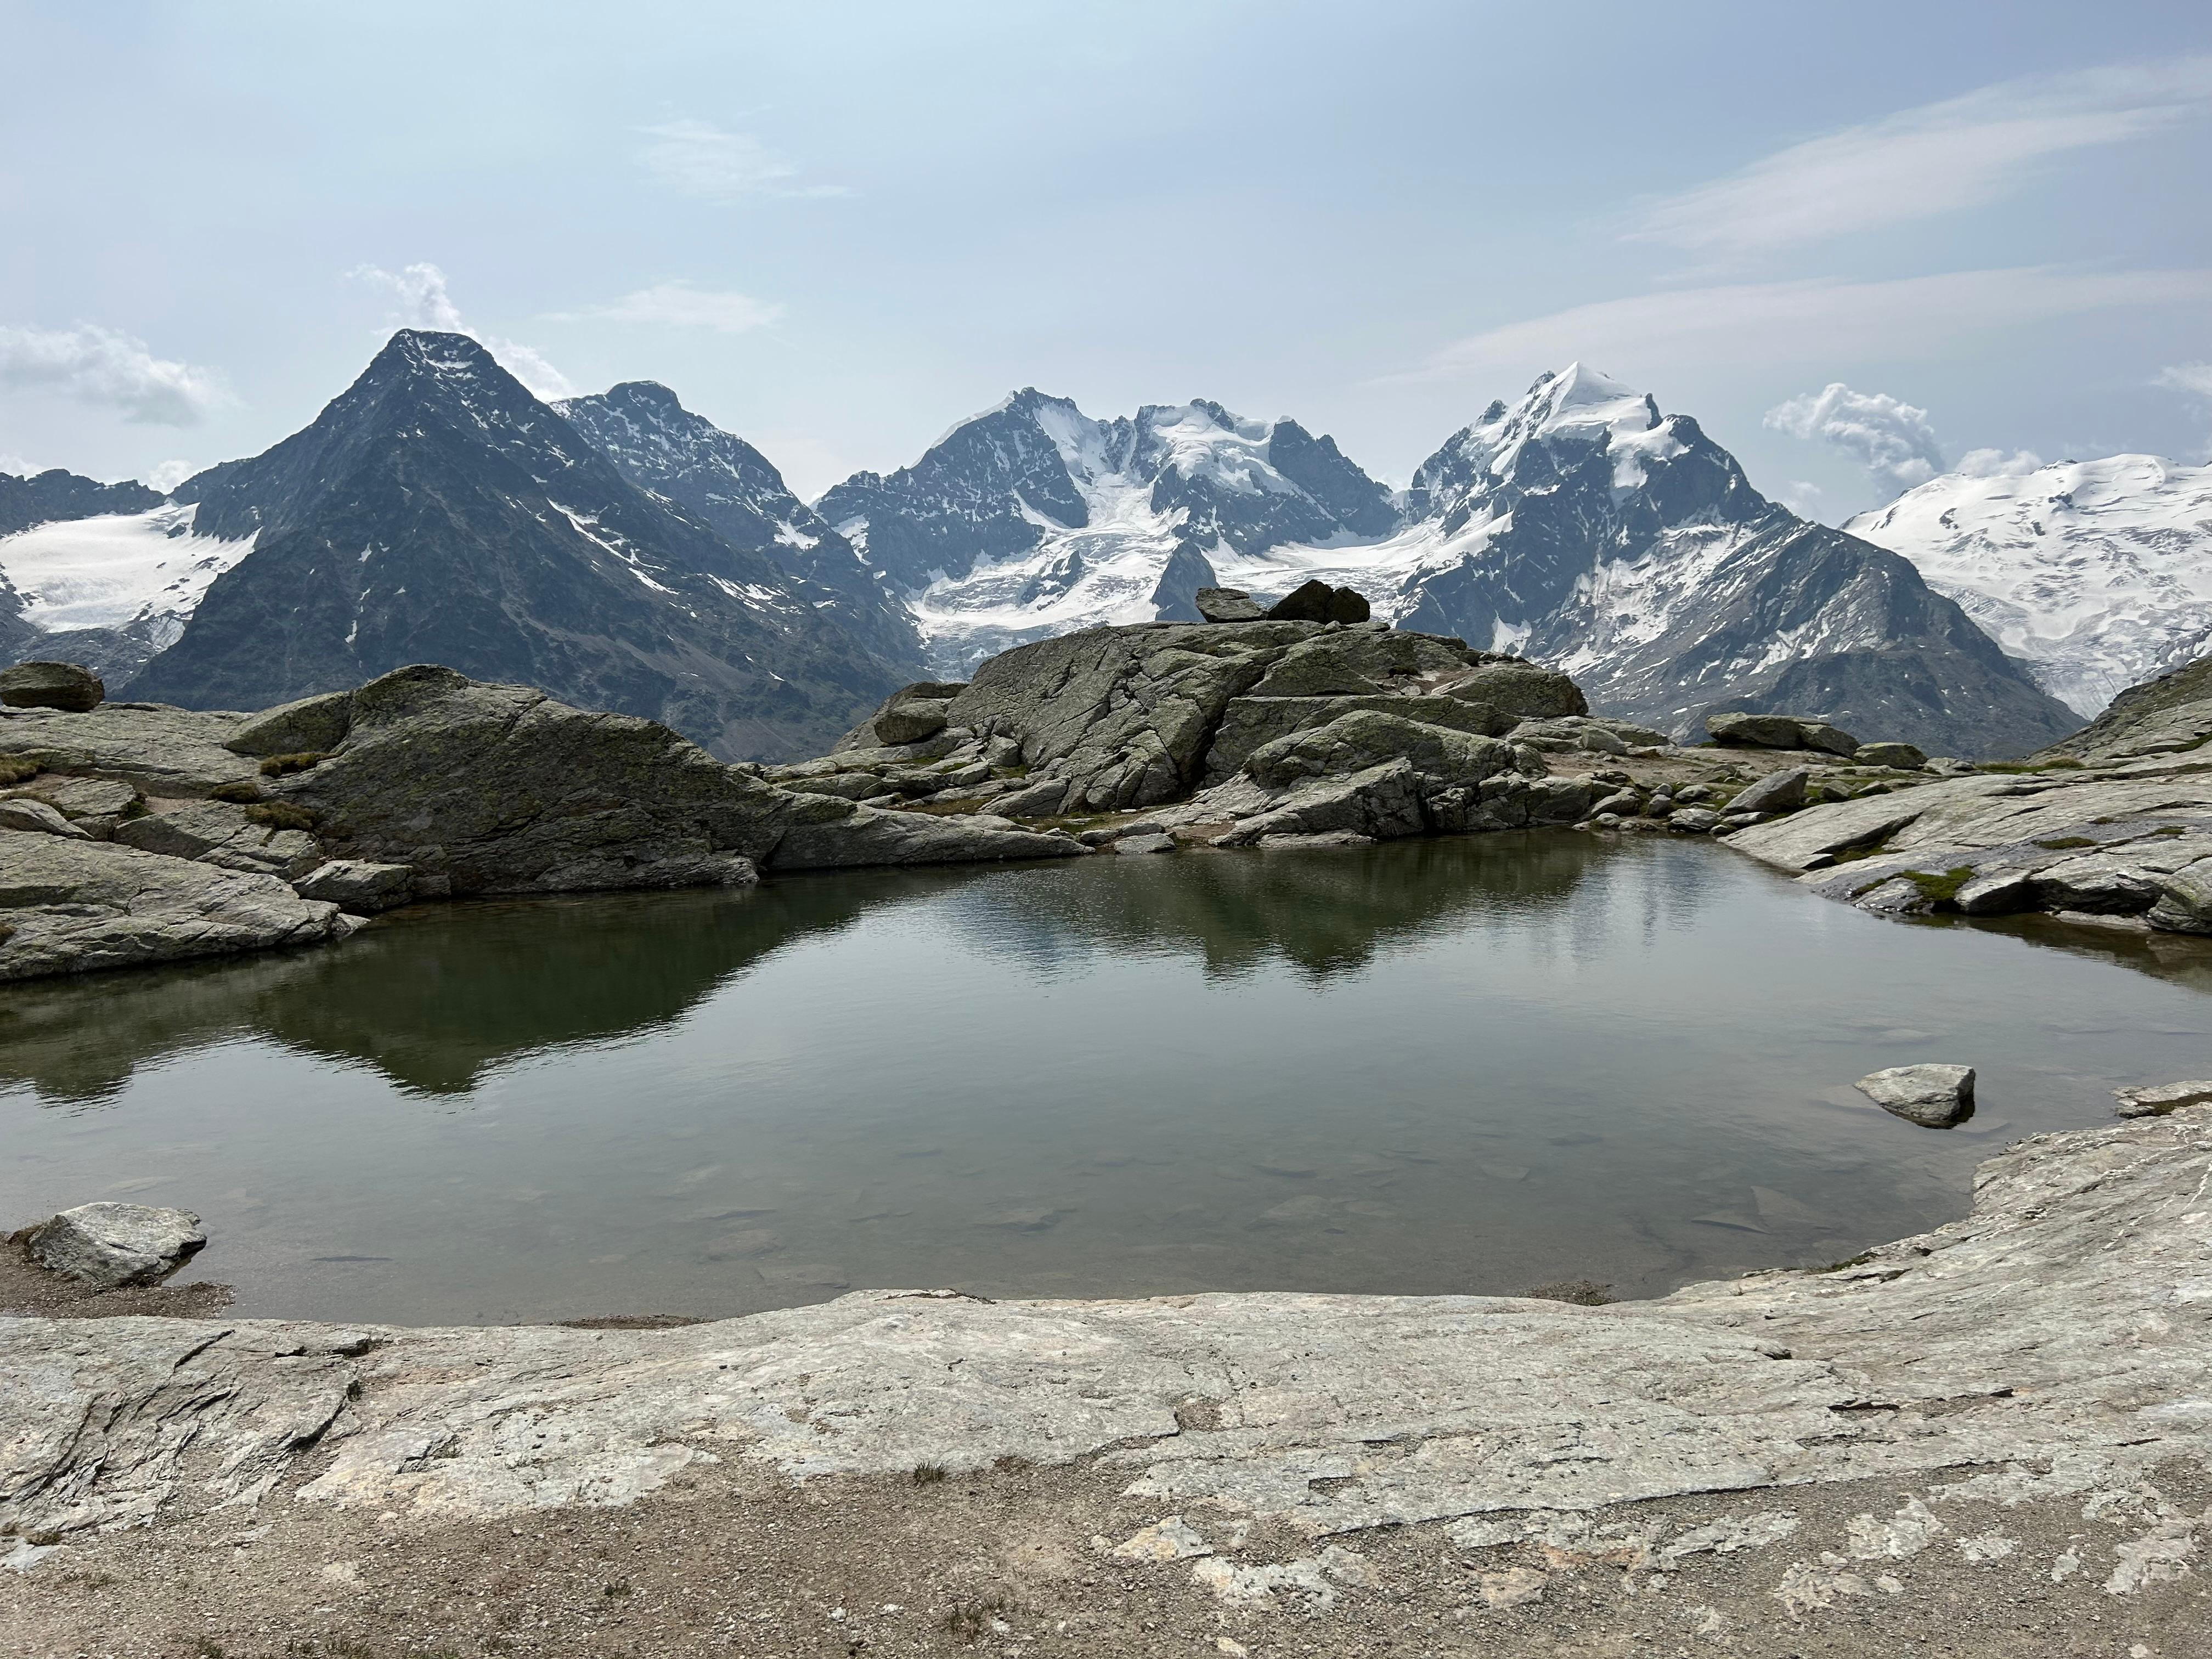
<box><xmin>4</xmin><ymin>1107</ymin><xmax>2208</xmax><ymax>1546</ymax></box>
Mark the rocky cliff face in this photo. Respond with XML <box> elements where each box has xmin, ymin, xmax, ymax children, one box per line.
<box><xmin>555</xmin><ymin>381</ymin><xmax>924</xmax><ymax>672</ymax></box>
<box><xmin>122</xmin><ymin>332</ymin><xmax>918</xmax><ymax>761</ymax></box>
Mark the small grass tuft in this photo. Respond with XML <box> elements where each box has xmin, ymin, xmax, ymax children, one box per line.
<box><xmin>2034</xmin><ymin>836</ymin><xmax>2098</xmax><ymax>850</ymax></box>
<box><xmin>2153</xmin><ymin>824</ymin><xmax>2190</xmax><ymax>837</ymax></box>
<box><xmin>208</xmin><ymin>780</ymin><xmax>263</xmax><ymax>804</ymax></box>
<box><xmin>244</xmin><ymin>800</ymin><xmax>319</xmax><ymax>832</ymax></box>
<box><xmin>1901</xmin><ymin>866</ymin><xmax>1977</xmax><ymax>906</ymax></box>
<box><xmin>0</xmin><ymin>757</ymin><xmax>40</xmax><ymax>785</ymax></box>
<box><xmin>602</xmin><ymin>1579</ymin><xmax>633</xmax><ymax>1598</ymax></box>
<box><xmin>1818</xmin><ymin>1251</ymin><xmax>1877</xmax><ymax>1273</ymax></box>
<box><xmin>911</xmin><ymin>1462</ymin><xmax>949</xmax><ymax>1485</ymax></box>
<box><xmin>258</xmin><ymin>751</ymin><xmax>331</xmax><ymax>777</ymax></box>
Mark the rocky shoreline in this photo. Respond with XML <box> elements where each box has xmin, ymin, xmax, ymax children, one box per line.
<box><xmin>5</xmin><ymin>1103</ymin><xmax>2208</xmax><ymax>1649</ymax></box>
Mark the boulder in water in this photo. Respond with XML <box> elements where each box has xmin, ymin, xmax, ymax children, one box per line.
<box><xmin>1855</xmin><ymin>1064</ymin><xmax>1976</xmax><ymax>1128</ymax></box>
<box><xmin>21</xmin><ymin>1202</ymin><xmax>207</xmax><ymax>1289</ymax></box>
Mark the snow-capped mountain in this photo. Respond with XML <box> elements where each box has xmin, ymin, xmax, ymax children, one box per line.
<box><xmin>813</xmin><ymin>390</ymin><xmax>1396</xmax><ymax>670</ymax></box>
<box><xmin>1843</xmin><ymin>456</ymin><xmax>2212</xmax><ymax>719</ymax></box>
<box><xmin>817</xmin><ymin>366</ymin><xmax>2080</xmax><ymax>757</ymax></box>
<box><xmin>126</xmin><ymin>331</ymin><xmax>917</xmax><ymax>760</ymax></box>
<box><xmin>556</xmin><ymin>380</ymin><xmax>922</xmax><ymax>669</ymax></box>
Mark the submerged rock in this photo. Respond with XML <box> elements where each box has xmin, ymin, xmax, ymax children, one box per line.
<box><xmin>20</xmin><ymin>1201</ymin><xmax>206</xmax><ymax>1289</ymax></box>
<box><xmin>1855</xmin><ymin>1064</ymin><xmax>1976</xmax><ymax>1128</ymax></box>
<box><xmin>2113</xmin><ymin>1080</ymin><xmax>2212</xmax><ymax>1118</ymax></box>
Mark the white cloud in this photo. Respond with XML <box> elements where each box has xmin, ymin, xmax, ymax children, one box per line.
<box><xmin>1956</xmin><ymin>447</ymin><xmax>2046</xmax><ymax>477</ymax></box>
<box><xmin>0</xmin><ymin>324</ymin><xmax>227</xmax><ymax>425</ymax></box>
<box><xmin>1765</xmin><ymin>383</ymin><xmax>1945</xmax><ymax>490</ymax></box>
<box><xmin>348</xmin><ymin>263</ymin><xmax>576</xmax><ymax>400</ymax></box>
<box><xmin>638</xmin><ymin>120</ymin><xmax>850</xmax><ymax>201</ymax></box>
<box><xmin>1</xmin><ymin>452</ymin><xmax>37</xmax><ymax>477</ymax></box>
<box><xmin>146</xmin><ymin>459</ymin><xmax>197</xmax><ymax>492</ymax></box>
<box><xmin>1633</xmin><ymin>58</ymin><xmax>2212</xmax><ymax>258</ymax></box>
<box><xmin>2157</xmin><ymin>362</ymin><xmax>2212</xmax><ymax>398</ymax></box>
<box><xmin>1777</xmin><ymin>479</ymin><xmax>1826</xmax><ymax>518</ymax></box>
<box><xmin>1397</xmin><ymin>267</ymin><xmax>2212</xmax><ymax>389</ymax></box>
<box><xmin>546</xmin><ymin>281</ymin><xmax>785</xmax><ymax>334</ymax></box>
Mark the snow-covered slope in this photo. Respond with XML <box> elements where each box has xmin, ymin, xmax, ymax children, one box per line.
<box><xmin>0</xmin><ymin>503</ymin><xmax>249</xmax><ymax>640</ymax></box>
<box><xmin>813</xmin><ymin>391</ymin><xmax>1392</xmax><ymax>671</ymax></box>
<box><xmin>0</xmin><ymin>500</ymin><xmax>251</xmax><ymax>679</ymax></box>
<box><xmin>1844</xmin><ymin>456</ymin><xmax>2212</xmax><ymax>718</ymax></box>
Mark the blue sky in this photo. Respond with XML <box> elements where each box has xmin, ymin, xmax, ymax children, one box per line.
<box><xmin>5</xmin><ymin>0</ymin><xmax>2211</xmax><ymax>520</ymax></box>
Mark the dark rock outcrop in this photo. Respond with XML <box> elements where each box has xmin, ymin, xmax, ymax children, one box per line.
<box><xmin>0</xmin><ymin>469</ymin><xmax>163</xmax><ymax>539</ymax></box>
<box><xmin>1</xmin><ymin>661</ymin><xmax>104</xmax><ymax>712</ymax></box>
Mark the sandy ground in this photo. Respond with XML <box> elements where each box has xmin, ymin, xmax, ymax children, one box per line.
<box><xmin>4</xmin><ymin>1442</ymin><xmax>2204</xmax><ymax>1659</ymax></box>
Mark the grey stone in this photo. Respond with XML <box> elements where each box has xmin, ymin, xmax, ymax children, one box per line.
<box><xmin>774</xmin><ymin>772</ymin><xmax>889</xmax><ymax>802</ymax></box>
<box><xmin>1112</xmin><ymin>832</ymin><xmax>1175</xmax><ymax>854</ymax></box>
<box><xmin>1243</xmin><ymin>710</ymin><xmax>1514</xmax><ymax>795</ymax></box>
<box><xmin>768</xmin><ymin>808</ymin><xmax>1082</xmax><ymax>871</ymax></box>
<box><xmin>1208</xmin><ymin>760</ymin><xmax>1427</xmax><ymax>847</ymax></box>
<box><xmin>0</xmin><ymin>799</ymin><xmax>89</xmax><ymax>839</ymax></box>
<box><xmin>1194</xmin><ymin>587</ymin><xmax>1266</xmax><ymax>623</ymax></box>
<box><xmin>2028</xmin><ymin>853</ymin><xmax>2161</xmax><ymax>916</ymax></box>
<box><xmin>1668</xmin><ymin>808</ymin><xmax>1723</xmax><ymax>834</ymax></box>
<box><xmin>22</xmin><ymin>1202</ymin><xmax>206</xmax><ymax>1290</ymax></box>
<box><xmin>2149</xmin><ymin>859</ymin><xmax>2212</xmax><ymax>934</ymax></box>
<box><xmin>1590</xmin><ymin>790</ymin><xmax>1643</xmax><ymax>818</ymax></box>
<box><xmin>1729</xmin><ymin>768</ymin><xmax>1810</xmax><ymax>815</ymax></box>
<box><xmin>0</xmin><ymin>703</ymin><xmax>261</xmax><ymax>797</ymax></box>
<box><xmin>1706</xmin><ymin>711</ymin><xmax>1807</xmax><ymax>749</ymax></box>
<box><xmin>1795</xmin><ymin>719</ymin><xmax>1861</xmax><ymax>757</ymax></box>
<box><xmin>993</xmin><ymin>776</ymin><xmax>1074</xmax><ymax>818</ymax></box>
<box><xmin>2113</xmin><ymin>1081</ymin><xmax>2212</xmax><ymax>1118</ymax></box>
<box><xmin>1202</xmin><ymin>694</ymin><xmax>1508</xmax><ymax>784</ymax></box>
<box><xmin>1855</xmin><ymin>741</ymin><xmax>1928</xmax><ymax>770</ymax></box>
<box><xmin>0</xmin><ymin>835</ymin><xmax>358</xmax><ymax>982</ymax></box>
<box><xmin>1855</xmin><ymin>1064</ymin><xmax>1976</xmax><ymax>1128</ymax></box>
<box><xmin>1255</xmin><ymin>830</ymin><xmax>1373</xmax><ymax>850</ymax></box>
<box><xmin>0</xmin><ymin>661</ymin><xmax>103</xmax><ymax>713</ymax></box>
<box><xmin>292</xmin><ymin>860</ymin><xmax>416</xmax><ymax>914</ymax></box>
<box><xmin>871</xmin><ymin>696</ymin><xmax>953</xmax><ymax>746</ymax></box>
<box><xmin>223</xmin><ymin>690</ymin><xmax>355</xmax><ymax>758</ymax></box>
<box><xmin>114</xmin><ymin>800</ymin><xmax>324</xmax><ymax>879</ymax></box>
<box><xmin>1436</xmin><ymin>661</ymin><xmax>1587</xmax><ymax>719</ymax></box>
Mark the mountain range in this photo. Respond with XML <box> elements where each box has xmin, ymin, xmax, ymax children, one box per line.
<box><xmin>2</xmin><ymin>335</ymin><xmax>2200</xmax><ymax>760</ymax></box>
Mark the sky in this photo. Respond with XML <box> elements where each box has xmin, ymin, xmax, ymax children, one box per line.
<box><xmin>5</xmin><ymin>1</ymin><xmax>2212</xmax><ymax>523</ymax></box>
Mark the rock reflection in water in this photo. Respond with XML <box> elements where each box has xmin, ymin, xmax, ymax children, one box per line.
<box><xmin>2</xmin><ymin>833</ymin><xmax>2208</xmax><ymax>1327</ymax></box>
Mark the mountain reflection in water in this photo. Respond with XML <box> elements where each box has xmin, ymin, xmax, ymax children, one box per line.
<box><xmin>2</xmin><ymin>832</ymin><xmax>2207</xmax><ymax>1326</ymax></box>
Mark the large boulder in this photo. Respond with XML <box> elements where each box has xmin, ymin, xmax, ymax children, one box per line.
<box><xmin>0</xmin><ymin>799</ymin><xmax>88</xmax><ymax>839</ymax></box>
<box><xmin>0</xmin><ymin>835</ymin><xmax>359</xmax><ymax>982</ymax></box>
<box><xmin>836</xmin><ymin>682</ymin><xmax>969</xmax><ymax>749</ymax></box>
<box><xmin>1706</xmin><ymin>711</ymin><xmax>1860</xmax><ymax>755</ymax></box>
<box><xmin>292</xmin><ymin>859</ymin><xmax>416</xmax><ymax>914</ymax></box>
<box><xmin>1265</xmin><ymin>580</ymin><xmax>1370</xmax><ymax>624</ymax></box>
<box><xmin>1194</xmin><ymin>587</ymin><xmax>1266</xmax><ymax>623</ymax></box>
<box><xmin>1203</xmin><ymin>694</ymin><xmax>1509</xmax><ymax>785</ymax></box>
<box><xmin>1728</xmin><ymin>768</ymin><xmax>1810</xmax><ymax>816</ymax></box>
<box><xmin>272</xmin><ymin>665</ymin><xmax>1075</xmax><ymax>893</ymax></box>
<box><xmin>1435</xmin><ymin>661</ymin><xmax>1587</xmax><ymax>719</ymax></box>
<box><xmin>21</xmin><ymin>1202</ymin><xmax>206</xmax><ymax>1290</ymax></box>
<box><xmin>1855</xmin><ymin>1064</ymin><xmax>1976</xmax><ymax>1128</ymax></box>
<box><xmin>1243</xmin><ymin>709</ymin><xmax>1515</xmax><ymax>794</ymax></box>
<box><xmin>0</xmin><ymin>661</ymin><xmax>103</xmax><ymax>713</ymax></box>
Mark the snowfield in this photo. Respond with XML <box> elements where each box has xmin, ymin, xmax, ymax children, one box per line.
<box><xmin>1847</xmin><ymin>456</ymin><xmax>2212</xmax><ymax>716</ymax></box>
<box><xmin>0</xmin><ymin>502</ymin><xmax>251</xmax><ymax>645</ymax></box>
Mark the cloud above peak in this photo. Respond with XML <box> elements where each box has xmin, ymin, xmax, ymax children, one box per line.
<box><xmin>638</xmin><ymin>120</ymin><xmax>851</xmax><ymax>202</ymax></box>
<box><xmin>1633</xmin><ymin>57</ymin><xmax>2212</xmax><ymax>258</ymax></box>
<box><xmin>0</xmin><ymin>324</ymin><xmax>228</xmax><ymax>425</ymax></box>
<box><xmin>348</xmin><ymin>263</ymin><xmax>575</xmax><ymax>401</ymax></box>
<box><xmin>1765</xmin><ymin>383</ymin><xmax>1945</xmax><ymax>490</ymax></box>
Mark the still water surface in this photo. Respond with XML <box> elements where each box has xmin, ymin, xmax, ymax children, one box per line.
<box><xmin>4</xmin><ymin>833</ymin><xmax>2209</xmax><ymax>1324</ymax></box>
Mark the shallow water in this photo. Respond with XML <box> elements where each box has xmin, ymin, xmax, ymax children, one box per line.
<box><xmin>4</xmin><ymin>832</ymin><xmax>2209</xmax><ymax>1325</ymax></box>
